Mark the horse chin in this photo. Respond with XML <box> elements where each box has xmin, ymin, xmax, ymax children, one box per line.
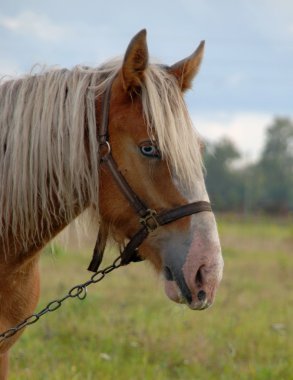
<box><xmin>164</xmin><ymin>279</ymin><xmax>212</xmax><ymax>311</ymax></box>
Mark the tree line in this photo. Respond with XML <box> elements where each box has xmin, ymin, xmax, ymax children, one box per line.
<box><xmin>204</xmin><ymin>117</ymin><xmax>293</xmax><ymax>214</ymax></box>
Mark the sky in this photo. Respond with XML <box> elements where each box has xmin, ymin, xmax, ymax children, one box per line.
<box><xmin>0</xmin><ymin>0</ymin><xmax>292</xmax><ymax>161</ymax></box>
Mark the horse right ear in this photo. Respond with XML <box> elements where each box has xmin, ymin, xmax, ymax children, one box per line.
<box><xmin>121</xmin><ymin>29</ymin><xmax>149</xmax><ymax>92</ymax></box>
<box><xmin>169</xmin><ymin>41</ymin><xmax>205</xmax><ymax>91</ymax></box>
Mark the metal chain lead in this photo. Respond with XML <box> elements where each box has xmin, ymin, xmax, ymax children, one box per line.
<box><xmin>0</xmin><ymin>256</ymin><xmax>122</xmax><ymax>343</ymax></box>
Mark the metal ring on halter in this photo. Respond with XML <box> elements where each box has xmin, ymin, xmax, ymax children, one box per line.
<box><xmin>99</xmin><ymin>141</ymin><xmax>111</xmax><ymax>161</ymax></box>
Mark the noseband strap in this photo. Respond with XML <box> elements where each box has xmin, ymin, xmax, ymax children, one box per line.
<box><xmin>88</xmin><ymin>77</ymin><xmax>212</xmax><ymax>272</ymax></box>
<box><xmin>118</xmin><ymin>201</ymin><xmax>212</xmax><ymax>266</ymax></box>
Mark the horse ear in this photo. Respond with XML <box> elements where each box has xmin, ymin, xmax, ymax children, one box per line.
<box><xmin>121</xmin><ymin>29</ymin><xmax>149</xmax><ymax>91</ymax></box>
<box><xmin>169</xmin><ymin>41</ymin><xmax>205</xmax><ymax>91</ymax></box>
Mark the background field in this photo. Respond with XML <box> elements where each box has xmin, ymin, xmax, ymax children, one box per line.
<box><xmin>10</xmin><ymin>215</ymin><xmax>293</xmax><ymax>380</ymax></box>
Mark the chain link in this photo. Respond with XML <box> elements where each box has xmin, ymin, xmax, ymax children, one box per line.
<box><xmin>0</xmin><ymin>256</ymin><xmax>122</xmax><ymax>343</ymax></box>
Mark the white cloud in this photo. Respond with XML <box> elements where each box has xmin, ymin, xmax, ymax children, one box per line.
<box><xmin>193</xmin><ymin>112</ymin><xmax>272</xmax><ymax>162</ymax></box>
<box><xmin>0</xmin><ymin>11</ymin><xmax>70</xmax><ymax>42</ymax></box>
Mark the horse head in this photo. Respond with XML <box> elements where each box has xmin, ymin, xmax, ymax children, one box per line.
<box><xmin>98</xmin><ymin>30</ymin><xmax>224</xmax><ymax>310</ymax></box>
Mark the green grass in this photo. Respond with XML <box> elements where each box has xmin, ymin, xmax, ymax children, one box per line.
<box><xmin>9</xmin><ymin>215</ymin><xmax>293</xmax><ymax>379</ymax></box>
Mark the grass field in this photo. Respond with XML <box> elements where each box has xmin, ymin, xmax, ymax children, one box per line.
<box><xmin>9</xmin><ymin>215</ymin><xmax>293</xmax><ymax>380</ymax></box>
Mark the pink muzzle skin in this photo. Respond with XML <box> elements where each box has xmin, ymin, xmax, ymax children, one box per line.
<box><xmin>161</xmin><ymin>215</ymin><xmax>223</xmax><ymax>310</ymax></box>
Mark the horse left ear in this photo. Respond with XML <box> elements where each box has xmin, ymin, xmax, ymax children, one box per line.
<box><xmin>169</xmin><ymin>41</ymin><xmax>205</xmax><ymax>91</ymax></box>
<box><xmin>121</xmin><ymin>29</ymin><xmax>149</xmax><ymax>92</ymax></box>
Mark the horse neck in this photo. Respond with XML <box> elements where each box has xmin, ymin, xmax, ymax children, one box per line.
<box><xmin>0</xmin><ymin>200</ymin><xmax>86</xmax><ymax>274</ymax></box>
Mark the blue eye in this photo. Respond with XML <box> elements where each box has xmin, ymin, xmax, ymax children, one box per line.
<box><xmin>139</xmin><ymin>142</ymin><xmax>161</xmax><ymax>158</ymax></box>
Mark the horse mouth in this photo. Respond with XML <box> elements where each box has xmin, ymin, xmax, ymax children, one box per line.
<box><xmin>163</xmin><ymin>274</ymin><xmax>213</xmax><ymax>311</ymax></box>
<box><xmin>178</xmin><ymin>294</ymin><xmax>212</xmax><ymax>310</ymax></box>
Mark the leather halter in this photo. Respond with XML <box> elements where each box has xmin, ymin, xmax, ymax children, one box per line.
<box><xmin>88</xmin><ymin>76</ymin><xmax>212</xmax><ymax>272</ymax></box>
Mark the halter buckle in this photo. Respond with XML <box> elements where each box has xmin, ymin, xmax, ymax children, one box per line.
<box><xmin>140</xmin><ymin>209</ymin><xmax>159</xmax><ymax>232</ymax></box>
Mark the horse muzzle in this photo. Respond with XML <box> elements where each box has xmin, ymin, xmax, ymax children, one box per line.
<box><xmin>160</xmin><ymin>213</ymin><xmax>224</xmax><ymax>310</ymax></box>
<box><xmin>163</xmin><ymin>260</ymin><xmax>222</xmax><ymax>310</ymax></box>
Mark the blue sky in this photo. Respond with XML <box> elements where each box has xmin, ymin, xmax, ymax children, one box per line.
<box><xmin>0</xmin><ymin>0</ymin><xmax>292</xmax><ymax>160</ymax></box>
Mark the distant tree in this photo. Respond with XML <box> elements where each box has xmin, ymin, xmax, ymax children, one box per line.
<box><xmin>204</xmin><ymin>117</ymin><xmax>293</xmax><ymax>214</ymax></box>
<box><xmin>204</xmin><ymin>138</ymin><xmax>245</xmax><ymax>211</ymax></box>
<box><xmin>257</xmin><ymin>117</ymin><xmax>293</xmax><ymax>213</ymax></box>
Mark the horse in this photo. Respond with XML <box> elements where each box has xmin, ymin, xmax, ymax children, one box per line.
<box><xmin>0</xmin><ymin>29</ymin><xmax>223</xmax><ymax>379</ymax></box>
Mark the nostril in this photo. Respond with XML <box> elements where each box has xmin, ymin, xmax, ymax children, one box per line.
<box><xmin>197</xmin><ymin>290</ymin><xmax>206</xmax><ymax>301</ymax></box>
<box><xmin>163</xmin><ymin>266</ymin><xmax>173</xmax><ymax>281</ymax></box>
<box><xmin>195</xmin><ymin>265</ymin><xmax>205</xmax><ymax>287</ymax></box>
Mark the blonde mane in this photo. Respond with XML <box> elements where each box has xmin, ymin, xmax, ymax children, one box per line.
<box><xmin>0</xmin><ymin>60</ymin><xmax>202</xmax><ymax>249</ymax></box>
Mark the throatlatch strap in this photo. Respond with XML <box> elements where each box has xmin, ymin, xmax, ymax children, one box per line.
<box><xmin>87</xmin><ymin>223</ymin><xmax>108</xmax><ymax>272</ymax></box>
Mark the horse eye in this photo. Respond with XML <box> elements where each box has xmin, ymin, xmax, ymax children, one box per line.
<box><xmin>139</xmin><ymin>142</ymin><xmax>161</xmax><ymax>159</ymax></box>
